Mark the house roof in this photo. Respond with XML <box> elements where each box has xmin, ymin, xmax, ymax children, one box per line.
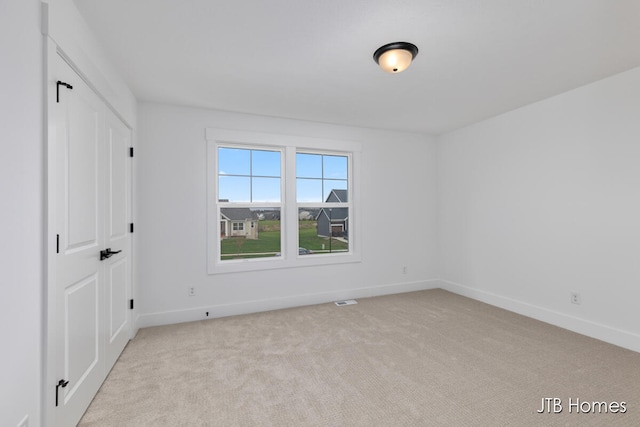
<box><xmin>317</xmin><ymin>208</ymin><xmax>348</xmax><ymax>222</ymax></box>
<box><xmin>220</xmin><ymin>208</ymin><xmax>253</xmax><ymax>221</ymax></box>
<box><xmin>326</xmin><ymin>189</ymin><xmax>347</xmax><ymax>203</ymax></box>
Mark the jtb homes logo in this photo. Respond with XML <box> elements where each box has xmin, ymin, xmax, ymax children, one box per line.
<box><xmin>537</xmin><ymin>398</ymin><xmax>627</xmax><ymax>414</ymax></box>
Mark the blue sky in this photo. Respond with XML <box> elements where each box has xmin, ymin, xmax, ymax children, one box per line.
<box><xmin>218</xmin><ymin>148</ymin><xmax>347</xmax><ymax>203</ymax></box>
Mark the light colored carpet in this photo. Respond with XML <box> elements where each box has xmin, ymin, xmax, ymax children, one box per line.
<box><xmin>79</xmin><ymin>289</ymin><xmax>640</xmax><ymax>426</ymax></box>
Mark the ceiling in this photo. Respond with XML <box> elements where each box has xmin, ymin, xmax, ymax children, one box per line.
<box><xmin>73</xmin><ymin>0</ymin><xmax>640</xmax><ymax>135</ymax></box>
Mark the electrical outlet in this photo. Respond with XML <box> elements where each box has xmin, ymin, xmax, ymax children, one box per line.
<box><xmin>188</xmin><ymin>286</ymin><xmax>196</xmax><ymax>296</ymax></box>
<box><xmin>570</xmin><ymin>292</ymin><xmax>581</xmax><ymax>305</ymax></box>
<box><xmin>17</xmin><ymin>415</ymin><xmax>28</xmax><ymax>427</ymax></box>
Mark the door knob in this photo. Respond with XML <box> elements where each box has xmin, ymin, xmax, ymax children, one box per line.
<box><xmin>100</xmin><ymin>248</ymin><xmax>122</xmax><ymax>260</ymax></box>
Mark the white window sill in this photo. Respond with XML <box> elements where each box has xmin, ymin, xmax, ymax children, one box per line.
<box><xmin>209</xmin><ymin>252</ymin><xmax>362</xmax><ymax>275</ymax></box>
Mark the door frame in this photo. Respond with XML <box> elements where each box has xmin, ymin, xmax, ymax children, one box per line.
<box><xmin>44</xmin><ymin>39</ymin><xmax>135</xmax><ymax>426</ymax></box>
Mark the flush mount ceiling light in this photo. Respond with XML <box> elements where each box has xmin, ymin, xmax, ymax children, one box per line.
<box><xmin>373</xmin><ymin>41</ymin><xmax>419</xmax><ymax>73</ymax></box>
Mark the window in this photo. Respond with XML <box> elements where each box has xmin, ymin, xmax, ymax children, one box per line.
<box><xmin>217</xmin><ymin>147</ymin><xmax>282</xmax><ymax>261</ymax></box>
<box><xmin>296</xmin><ymin>153</ymin><xmax>350</xmax><ymax>255</ymax></box>
<box><xmin>207</xmin><ymin>128</ymin><xmax>361</xmax><ymax>274</ymax></box>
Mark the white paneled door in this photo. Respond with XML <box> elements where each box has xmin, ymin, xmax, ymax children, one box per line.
<box><xmin>104</xmin><ymin>108</ymin><xmax>132</xmax><ymax>370</ymax></box>
<box><xmin>52</xmin><ymin>53</ymin><xmax>132</xmax><ymax>427</ymax></box>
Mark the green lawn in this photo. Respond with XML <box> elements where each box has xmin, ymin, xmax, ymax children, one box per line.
<box><xmin>298</xmin><ymin>226</ymin><xmax>348</xmax><ymax>253</ymax></box>
<box><xmin>220</xmin><ymin>220</ymin><xmax>348</xmax><ymax>259</ymax></box>
<box><xmin>220</xmin><ymin>230</ymin><xmax>281</xmax><ymax>258</ymax></box>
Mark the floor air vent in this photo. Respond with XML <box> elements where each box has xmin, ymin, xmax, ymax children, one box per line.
<box><xmin>334</xmin><ymin>299</ymin><xmax>358</xmax><ymax>306</ymax></box>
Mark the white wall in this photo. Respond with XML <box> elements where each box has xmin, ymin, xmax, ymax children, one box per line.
<box><xmin>136</xmin><ymin>103</ymin><xmax>438</xmax><ymax>327</ymax></box>
<box><xmin>437</xmin><ymin>67</ymin><xmax>640</xmax><ymax>352</ymax></box>
<box><xmin>0</xmin><ymin>1</ymin><xmax>43</xmax><ymax>426</ymax></box>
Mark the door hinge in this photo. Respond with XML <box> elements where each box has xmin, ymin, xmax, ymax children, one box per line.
<box><xmin>129</xmin><ymin>299</ymin><xmax>134</xmax><ymax>310</ymax></box>
<box><xmin>129</xmin><ymin>147</ymin><xmax>134</xmax><ymax>158</ymax></box>
<box><xmin>130</xmin><ymin>223</ymin><xmax>134</xmax><ymax>233</ymax></box>
<box><xmin>56</xmin><ymin>234</ymin><xmax>59</xmax><ymax>254</ymax></box>
<box><xmin>56</xmin><ymin>81</ymin><xmax>73</xmax><ymax>103</ymax></box>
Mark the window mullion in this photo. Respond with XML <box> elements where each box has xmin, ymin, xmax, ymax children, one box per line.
<box><xmin>285</xmin><ymin>146</ymin><xmax>298</xmax><ymax>260</ymax></box>
<box><xmin>321</xmin><ymin>155</ymin><xmax>324</xmax><ymax>201</ymax></box>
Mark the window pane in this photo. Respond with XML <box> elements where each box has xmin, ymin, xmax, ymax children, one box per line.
<box><xmin>296</xmin><ymin>153</ymin><xmax>322</xmax><ymax>178</ymax></box>
<box><xmin>298</xmin><ymin>207</ymin><xmax>348</xmax><ymax>255</ymax></box>
<box><xmin>296</xmin><ymin>178</ymin><xmax>323</xmax><ymax>202</ymax></box>
<box><xmin>218</xmin><ymin>147</ymin><xmax>250</xmax><ymax>176</ymax></box>
<box><xmin>323</xmin><ymin>182</ymin><xmax>348</xmax><ymax>203</ymax></box>
<box><xmin>252</xmin><ymin>177</ymin><xmax>281</xmax><ymax>202</ymax></box>
<box><xmin>252</xmin><ymin>150</ymin><xmax>281</xmax><ymax>177</ymax></box>
<box><xmin>220</xmin><ymin>208</ymin><xmax>281</xmax><ymax>260</ymax></box>
<box><xmin>323</xmin><ymin>155</ymin><xmax>348</xmax><ymax>180</ymax></box>
<box><xmin>219</xmin><ymin>176</ymin><xmax>250</xmax><ymax>202</ymax></box>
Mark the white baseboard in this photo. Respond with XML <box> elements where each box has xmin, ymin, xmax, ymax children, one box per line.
<box><xmin>135</xmin><ymin>279</ymin><xmax>439</xmax><ymax>329</ymax></box>
<box><xmin>439</xmin><ymin>279</ymin><xmax>640</xmax><ymax>354</ymax></box>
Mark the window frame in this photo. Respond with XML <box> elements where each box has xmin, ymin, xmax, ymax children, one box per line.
<box><xmin>207</xmin><ymin>128</ymin><xmax>361</xmax><ymax>274</ymax></box>
<box><xmin>215</xmin><ymin>143</ymin><xmax>284</xmax><ymax>267</ymax></box>
<box><xmin>296</xmin><ymin>150</ymin><xmax>351</xmax><ymax>255</ymax></box>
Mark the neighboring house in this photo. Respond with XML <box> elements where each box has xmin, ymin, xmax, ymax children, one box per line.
<box><xmin>220</xmin><ymin>208</ymin><xmax>258</xmax><ymax>239</ymax></box>
<box><xmin>317</xmin><ymin>189</ymin><xmax>348</xmax><ymax>239</ymax></box>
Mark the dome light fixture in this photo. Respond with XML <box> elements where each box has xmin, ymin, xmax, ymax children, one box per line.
<box><xmin>373</xmin><ymin>41</ymin><xmax>419</xmax><ymax>73</ymax></box>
